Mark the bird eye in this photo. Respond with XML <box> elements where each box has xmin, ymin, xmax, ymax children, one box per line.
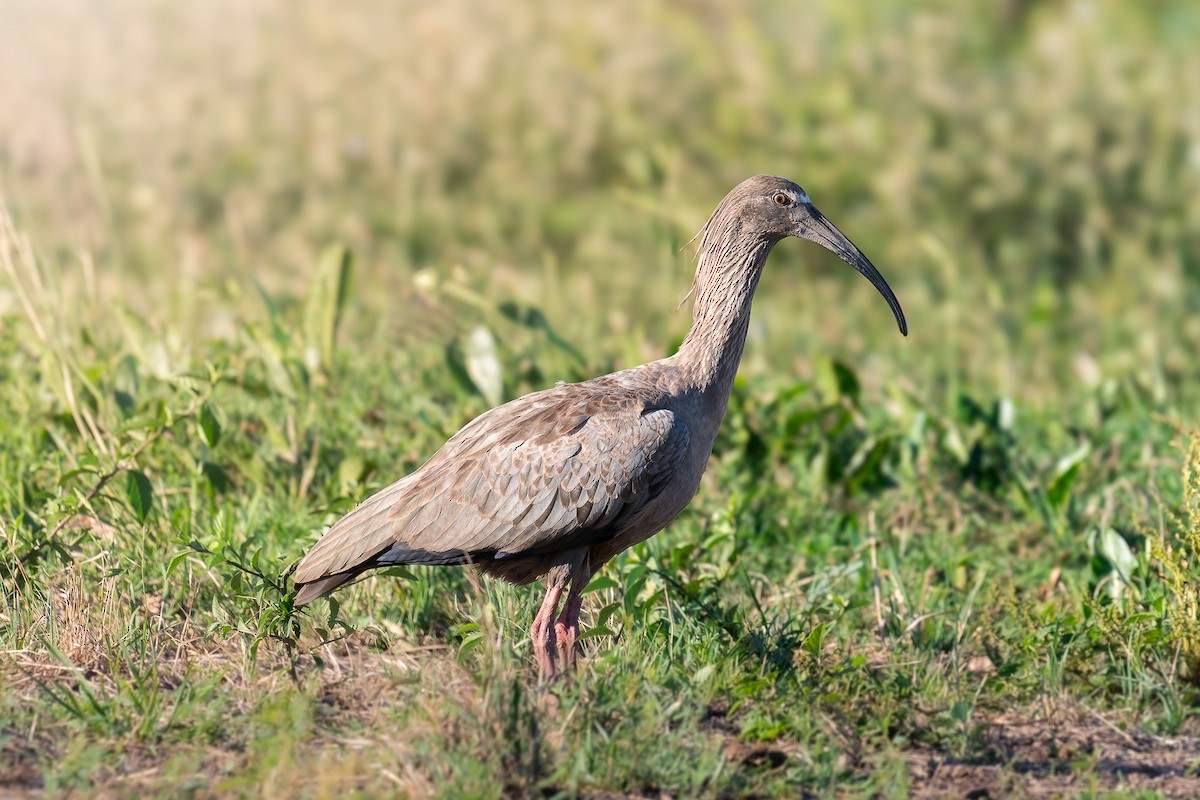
<box><xmin>773</xmin><ymin>192</ymin><xmax>790</xmax><ymax>206</ymax></box>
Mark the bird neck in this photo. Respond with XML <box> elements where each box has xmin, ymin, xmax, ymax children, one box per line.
<box><xmin>674</xmin><ymin>235</ymin><xmax>778</xmax><ymax>399</ymax></box>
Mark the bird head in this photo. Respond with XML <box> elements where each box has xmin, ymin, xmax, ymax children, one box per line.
<box><xmin>719</xmin><ymin>175</ymin><xmax>908</xmax><ymax>336</ymax></box>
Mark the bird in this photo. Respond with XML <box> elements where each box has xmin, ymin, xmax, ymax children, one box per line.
<box><xmin>293</xmin><ymin>175</ymin><xmax>907</xmax><ymax>678</ymax></box>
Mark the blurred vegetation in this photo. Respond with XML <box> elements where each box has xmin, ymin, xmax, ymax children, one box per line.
<box><xmin>3</xmin><ymin>0</ymin><xmax>1199</xmax><ymax>401</ymax></box>
<box><xmin>2</xmin><ymin>0</ymin><xmax>1200</xmax><ymax>796</ymax></box>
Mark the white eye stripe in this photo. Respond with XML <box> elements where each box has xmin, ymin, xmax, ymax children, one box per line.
<box><xmin>773</xmin><ymin>189</ymin><xmax>810</xmax><ymax>205</ymax></box>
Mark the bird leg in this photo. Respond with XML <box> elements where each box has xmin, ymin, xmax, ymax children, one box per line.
<box><xmin>530</xmin><ymin>582</ymin><xmax>564</xmax><ymax>680</ymax></box>
<box><xmin>554</xmin><ymin>557</ymin><xmax>592</xmax><ymax>671</ymax></box>
<box><xmin>529</xmin><ymin>551</ymin><xmax>589</xmax><ymax>680</ymax></box>
<box><xmin>553</xmin><ymin>589</ymin><xmax>583</xmax><ymax>670</ymax></box>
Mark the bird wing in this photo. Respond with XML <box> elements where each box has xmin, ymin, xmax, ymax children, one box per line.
<box><xmin>294</xmin><ymin>382</ymin><xmax>691</xmax><ymax>587</ymax></box>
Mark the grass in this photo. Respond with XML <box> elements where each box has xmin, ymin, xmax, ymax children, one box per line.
<box><xmin>2</xmin><ymin>0</ymin><xmax>1200</xmax><ymax>797</ymax></box>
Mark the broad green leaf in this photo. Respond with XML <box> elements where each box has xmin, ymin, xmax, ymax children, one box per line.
<box><xmin>166</xmin><ymin>551</ymin><xmax>191</xmax><ymax>576</ymax></box>
<box><xmin>202</xmin><ymin>462</ymin><xmax>230</xmax><ymax>493</ymax></box>
<box><xmin>198</xmin><ymin>402</ymin><xmax>221</xmax><ymax>448</ymax></box>
<box><xmin>584</xmin><ymin>575</ymin><xmax>620</xmax><ymax>594</ymax></box>
<box><xmin>815</xmin><ymin>358</ymin><xmax>861</xmax><ymax>405</ymax></box>
<box><xmin>463</xmin><ymin>325</ymin><xmax>503</xmax><ymax>406</ymax></box>
<box><xmin>578</xmin><ymin>625</ymin><xmax>616</xmax><ymax>641</ymax></box>
<box><xmin>1046</xmin><ymin>444</ymin><xmax>1090</xmax><ymax>512</ymax></box>
<box><xmin>126</xmin><ymin>470</ymin><xmax>154</xmax><ymax>522</ymax></box>
<box><xmin>1092</xmin><ymin>526</ymin><xmax>1138</xmax><ymax>601</ymax></box>
<box><xmin>802</xmin><ymin>622</ymin><xmax>828</xmax><ymax>657</ymax></box>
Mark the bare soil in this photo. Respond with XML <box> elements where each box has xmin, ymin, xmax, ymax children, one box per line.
<box><xmin>904</xmin><ymin>709</ymin><xmax>1200</xmax><ymax>799</ymax></box>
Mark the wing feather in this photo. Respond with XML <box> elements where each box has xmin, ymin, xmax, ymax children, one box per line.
<box><xmin>294</xmin><ymin>383</ymin><xmax>690</xmax><ymax>593</ymax></box>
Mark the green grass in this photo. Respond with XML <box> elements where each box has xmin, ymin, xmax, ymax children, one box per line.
<box><xmin>3</xmin><ymin>1</ymin><xmax>1200</xmax><ymax>797</ymax></box>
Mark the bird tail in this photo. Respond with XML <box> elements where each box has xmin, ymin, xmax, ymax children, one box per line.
<box><xmin>294</xmin><ymin>572</ymin><xmax>358</xmax><ymax>605</ymax></box>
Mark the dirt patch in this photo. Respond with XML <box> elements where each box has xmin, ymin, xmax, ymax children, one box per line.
<box><xmin>701</xmin><ymin>704</ymin><xmax>794</xmax><ymax>774</ymax></box>
<box><xmin>0</xmin><ymin>737</ymin><xmax>44</xmax><ymax>798</ymax></box>
<box><xmin>696</xmin><ymin>702</ymin><xmax>1200</xmax><ymax>799</ymax></box>
<box><xmin>906</xmin><ymin>708</ymin><xmax>1200</xmax><ymax>799</ymax></box>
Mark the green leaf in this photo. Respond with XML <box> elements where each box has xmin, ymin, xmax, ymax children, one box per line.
<box><xmin>498</xmin><ymin>300</ymin><xmax>585</xmax><ymax>364</ymax></box>
<box><xmin>1096</xmin><ymin>526</ymin><xmax>1137</xmax><ymax>585</ymax></box>
<box><xmin>198</xmin><ymin>402</ymin><xmax>222</xmax><ymax>448</ymax></box>
<box><xmin>784</xmin><ymin>404</ymin><xmax>837</xmax><ymax>439</ymax></box>
<box><xmin>578</xmin><ymin>625</ymin><xmax>616</xmax><ymax>641</ymax></box>
<box><xmin>462</xmin><ymin>326</ymin><xmax>503</xmax><ymax>406</ymax></box>
<box><xmin>202</xmin><ymin>462</ymin><xmax>230</xmax><ymax>493</ymax></box>
<box><xmin>59</xmin><ymin>466</ymin><xmax>102</xmax><ymax>485</ymax></box>
<box><xmin>1046</xmin><ymin>463</ymin><xmax>1081</xmax><ymax>513</ymax></box>
<box><xmin>594</xmin><ymin>602</ymin><xmax>622</xmax><ymax>628</ymax></box>
<box><xmin>802</xmin><ymin>622</ymin><xmax>828</xmax><ymax>657</ymax></box>
<box><xmin>166</xmin><ymin>551</ymin><xmax>191</xmax><ymax>576</ymax></box>
<box><xmin>302</xmin><ymin>243</ymin><xmax>354</xmax><ymax>372</ymax></box>
<box><xmin>126</xmin><ymin>470</ymin><xmax>154</xmax><ymax>522</ymax></box>
<box><xmin>1046</xmin><ymin>444</ymin><xmax>1089</xmax><ymax>512</ymax></box>
<box><xmin>1091</xmin><ymin>526</ymin><xmax>1138</xmax><ymax>601</ymax></box>
<box><xmin>584</xmin><ymin>575</ymin><xmax>620</xmax><ymax>594</ymax></box>
<box><xmin>939</xmin><ymin>422</ymin><xmax>969</xmax><ymax>464</ymax></box>
<box><xmin>815</xmin><ymin>358</ymin><xmax>861</xmax><ymax>405</ymax></box>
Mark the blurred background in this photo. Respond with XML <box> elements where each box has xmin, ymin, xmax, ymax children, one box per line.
<box><xmin>2</xmin><ymin>0</ymin><xmax>1198</xmax><ymax>411</ymax></box>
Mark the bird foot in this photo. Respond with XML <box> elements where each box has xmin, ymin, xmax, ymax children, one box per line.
<box><xmin>532</xmin><ymin>613</ymin><xmax>565</xmax><ymax>681</ymax></box>
<box><xmin>553</xmin><ymin>586</ymin><xmax>584</xmax><ymax>672</ymax></box>
<box><xmin>554</xmin><ymin>619</ymin><xmax>579</xmax><ymax>671</ymax></box>
<box><xmin>532</xmin><ymin>619</ymin><xmax>558</xmax><ymax>681</ymax></box>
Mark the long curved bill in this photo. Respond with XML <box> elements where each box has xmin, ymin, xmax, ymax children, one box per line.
<box><xmin>799</xmin><ymin>205</ymin><xmax>908</xmax><ymax>336</ymax></box>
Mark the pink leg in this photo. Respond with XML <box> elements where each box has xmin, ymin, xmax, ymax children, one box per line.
<box><xmin>554</xmin><ymin>559</ymin><xmax>591</xmax><ymax>670</ymax></box>
<box><xmin>530</xmin><ymin>582</ymin><xmax>564</xmax><ymax>680</ymax></box>
<box><xmin>553</xmin><ymin>591</ymin><xmax>582</xmax><ymax>670</ymax></box>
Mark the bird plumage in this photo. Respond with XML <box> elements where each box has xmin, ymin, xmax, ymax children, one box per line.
<box><xmin>294</xmin><ymin>373</ymin><xmax>692</xmax><ymax>603</ymax></box>
<box><xmin>293</xmin><ymin>175</ymin><xmax>907</xmax><ymax>676</ymax></box>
